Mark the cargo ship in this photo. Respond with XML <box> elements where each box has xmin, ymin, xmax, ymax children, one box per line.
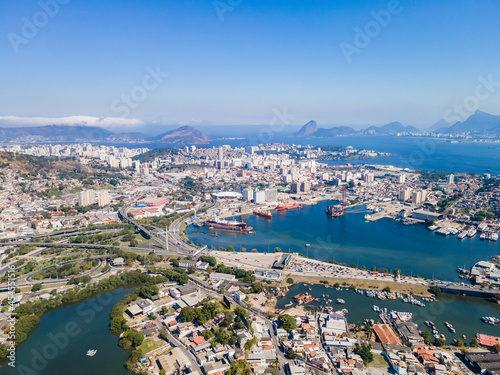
<box><xmin>276</xmin><ymin>202</ymin><xmax>301</xmax><ymax>210</ymax></box>
<box><xmin>253</xmin><ymin>209</ymin><xmax>272</xmax><ymax>219</ymax></box>
<box><xmin>205</xmin><ymin>217</ymin><xmax>252</xmax><ymax>232</ymax></box>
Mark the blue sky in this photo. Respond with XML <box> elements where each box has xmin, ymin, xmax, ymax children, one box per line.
<box><xmin>1</xmin><ymin>0</ymin><xmax>500</xmax><ymax>129</ymax></box>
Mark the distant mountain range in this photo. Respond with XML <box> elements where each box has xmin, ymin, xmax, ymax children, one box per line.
<box><xmin>1</xmin><ymin>110</ymin><xmax>500</xmax><ymax>144</ymax></box>
<box><xmin>0</xmin><ymin>125</ymin><xmax>211</xmax><ymax>144</ymax></box>
<box><xmin>0</xmin><ymin>125</ymin><xmax>114</xmax><ymax>142</ymax></box>
<box><xmin>293</xmin><ymin>111</ymin><xmax>500</xmax><ymax>138</ymax></box>
<box><xmin>294</xmin><ymin>120</ymin><xmax>420</xmax><ymax>137</ymax></box>
<box><xmin>434</xmin><ymin>110</ymin><xmax>500</xmax><ymax>135</ymax></box>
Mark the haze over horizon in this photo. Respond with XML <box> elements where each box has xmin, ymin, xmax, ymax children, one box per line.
<box><xmin>2</xmin><ymin>0</ymin><xmax>500</xmax><ymax>129</ymax></box>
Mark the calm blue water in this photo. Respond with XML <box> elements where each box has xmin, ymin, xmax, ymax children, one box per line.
<box><xmin>278</xmin><ymin>284</ymin><xmax>500</xmax><ymax>344</ymax></box>
<box><xmin>0</xmin><ymin>289</ymin><xmax>132</xmax><ymax>375</ymax></box>
<box><xmin>187</xmin><ymin>202</ymin><xmax>499</xmax><ymax>280</ymax></box>
<box><xmin>109</xmin><ymin>136</ymin><xmax>500</xmax><ymax>174</ymax></box>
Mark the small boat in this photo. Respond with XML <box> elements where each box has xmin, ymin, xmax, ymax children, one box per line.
<box><xmin>482</xmin><ymin>316</ymin><xmax>500</xmax><ymax>325</ymax></box>
<box><xmin>86</xmin><ymin>349</ymin><xmax>97</xmax><ymax>357</ymax></box>
<box><xmin>305</xmin><ymin>243</ymin><xmax>310</xmax><ymax>247</ymax></box>
<box><xmin>468</xmin><ymin>229</ymin><xmax>477</xmax><ymax>237</ymax></box>
<box><xmin>372</xmin><ymin>305</ymin><xmax>380</xmax><ymax>312</ymax></box>
<box><xmin>336</xmin><ymin>298</ymin><xmax>346</xmax><ymax>305</ymax></box>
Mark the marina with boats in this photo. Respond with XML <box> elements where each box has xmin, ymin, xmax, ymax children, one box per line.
<box><xmin>277</xmin><ymin>283</ymin><xmax>500</xmax><ymax>349</ymax></box>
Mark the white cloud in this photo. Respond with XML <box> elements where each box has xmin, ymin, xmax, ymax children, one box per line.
<box><xmin>0</xmin><ymin>116</ymin><xmax>144</xmax><ymax>129</ymax></box>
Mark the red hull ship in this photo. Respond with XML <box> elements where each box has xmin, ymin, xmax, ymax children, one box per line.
<box><xmin>205</xmin><ymin>217</ymin><xmax>252</xmax><ymax>232</ymax></box>
<box><xmin>276</xmin><ymin>203</ymin><xmax>301</xmax><ymax>210</ymax></box>
<box><xmin>253</xmin><ymin>210</ymin><xmax>272</xmax><ymax>219</ymax></box>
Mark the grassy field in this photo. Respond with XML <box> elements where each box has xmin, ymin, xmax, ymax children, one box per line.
<box><xmin>367</xmin><ymin>353</ymin><xmax>390</xmax><ymax>369</ymax></box>
<box><xmin>138</xmin><ymin>338</ymin><xmax>160</xmax><ymax>354</ymax></box>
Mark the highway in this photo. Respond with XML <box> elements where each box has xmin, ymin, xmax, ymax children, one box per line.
<box><xmin>118</xmin><ymin>201</ymin><xmax>202</xmax><ymax>255</ymax></box>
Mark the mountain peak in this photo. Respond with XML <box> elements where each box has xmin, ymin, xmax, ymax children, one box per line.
<box><xmin>293</xmin><ymin>120</ymin><xmax>318</xmax><ymax>137</ymax></box>
<box><xmin>154</xmin><ymin>125</ymin><xmax>210</xmax><ymax>144</ymax></box>
<box><xmin>438</xmin><ymin>110</ymin><xmax>500</xmax><ymax>134</ymax></box>
<box><xmin>474</xmin><ymin>110</ymin><xmax>488</xmax><ymax>116</ymax></box>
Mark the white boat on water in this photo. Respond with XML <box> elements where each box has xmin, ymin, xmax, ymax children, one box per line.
<box><xmin>478</xmin><ymin>223</ymin><xmax>488</xmax><ymax>232</ymax></box>
<box><xmin>467</xmin><ymin>229</ymin><xmax>477</xmax><ymax>237</ymax></box>
<box><xmin>86</xmin><ymin>349</ymin><xmax>97</xmax><ymax>357</ymax></box>
<box><xmin>458</xmin><ymin>231</ymin><xmax>468</xmax><ymax>240</ymax></box>
<box><xmin>364</xmin><ymin>214</ymin><xmax>372</xmax><ymax>220</ymax></box>
<box><xmin>428</xmin><ymin>225</ymin><xmax>438</xmax><ymax>231</ymax></box>
<box><xmin>436</xmin><ymin>228</ymin><xmax>451</xmax><ymax>236</ymax></box>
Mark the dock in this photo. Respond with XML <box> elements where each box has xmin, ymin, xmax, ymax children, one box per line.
<box><xmin>432</xmin><ymin>281</ymin><xmax>500</xmax><ymax>299</ymax></box>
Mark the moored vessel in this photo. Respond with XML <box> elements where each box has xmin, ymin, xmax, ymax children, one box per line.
<box><xmin>276</xmin><ymin>202</ymin><xmax>301</xmax><ymax>210</ymax></box>
<box><xmin>253</xmin><ymin>209</ymin><xmax>272</xmax><ymax>219</ymax></box>
<box><xmin>205</xmin><ymin>217</ymin><xmax>252</xmax><ymax>232</ymax></box>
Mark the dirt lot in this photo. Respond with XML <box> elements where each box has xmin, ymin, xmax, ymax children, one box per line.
<box><xmin>272</xmin><ymin>275</ymin><xmax>432</xmax><ymax>296</ymax></box>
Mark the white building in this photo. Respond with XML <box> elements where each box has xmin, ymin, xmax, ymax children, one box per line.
<box><xmin>265</xmin><ymin>188</ymin><xmax>278</xmax><ymax>202</ymax></box>
<box><xmin>399</xmin><ymin>188</ymin><xmax>410</xmax><ymax>202</ymax></box>
<box><xmin>209</xmin><ymin>272</ymin><xmax>236</xmax><ymax>281</ymax></box>
<box><xmin>78</xmin><ymin>189</ymin><xmax>95</xmax><ymax>206</ymax></box>
<box><xmin>243</xmin><ymin>188</ymin><xmax>254</xmax><ymax>201</ymax></box>
<box><xmin>254</xmin><ymin>190</ymin><xmax>266</xmax><ymax>204</ymax></box>
<box><xmin>411</xmin><ymin>190</ymin><xmax>422</xmax><ymax>205</ymax></box>
<box><xmin>97</xmin><ymin>190</ymin><xmax>110</xmax><ymax>206</ymax></box>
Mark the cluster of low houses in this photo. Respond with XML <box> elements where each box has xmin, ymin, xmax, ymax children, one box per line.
<box><xmin>162</xmin><ymin>314</ymin><xmax>277</xmax><ymax>375</ymax></box>
<box><xmin>123</xmin><ymin>281</ymin><xmax>279</xmax><ymax>375</ymax></box>
<box><xmin>120</xmin><ymin>270</ymin><xmax>500</xmax><ymax>375</ymax></box>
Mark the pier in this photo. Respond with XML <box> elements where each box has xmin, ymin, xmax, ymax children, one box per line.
<box><xmin>431</xmin><ymin>281</ymin><xmax>500</xmax><ymax>299</ymax></box>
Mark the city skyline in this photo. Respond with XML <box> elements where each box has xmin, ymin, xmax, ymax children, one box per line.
<box><xmin>2</xmin><ymin>0</ymin><xmax>500</xmax><ymax>128</ymax></box>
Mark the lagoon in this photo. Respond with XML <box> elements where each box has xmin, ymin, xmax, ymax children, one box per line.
<box><xmin>0</xmin><ymin>289</ymin><xmax>132</xmax><ymax>375</ymax></box>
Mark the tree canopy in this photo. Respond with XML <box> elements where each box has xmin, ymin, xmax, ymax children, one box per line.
<box><xmin>280</xmin><ymin>314</ymin><xmax>297</xmax><ymax>332</ymax></box>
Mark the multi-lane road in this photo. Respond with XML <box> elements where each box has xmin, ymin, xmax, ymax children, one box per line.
<box><xmin>118</xmin><ymin>202</ymin><xmax>204</xmax><ymax>255</ymax></box>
